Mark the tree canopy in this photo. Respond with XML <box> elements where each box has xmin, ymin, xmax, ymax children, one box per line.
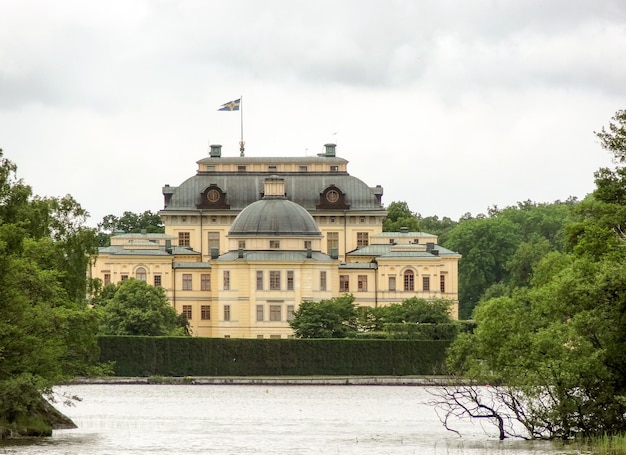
<box><xmin>0</xmin><ymin>151</ymin><xmax>102</xmax><ymax>436</ymax></box>
<box><xmin>96</xmin><ymin>279</ymin><xmax>186</xmax><ymax>336</ymax></box>
<box><xmin>440</xmin><ymin>109</ymin><xmax>626</xmax><ymax>440</ymax></box>
<box><xmin>96</xmin><ymin>210</ymin><xmax>164</xmax><ymax>246</ymax></box>
<box><xmin>289</xmin><ymin>295</ymin><xmax>358</xmax><ymax>338</ymax></box>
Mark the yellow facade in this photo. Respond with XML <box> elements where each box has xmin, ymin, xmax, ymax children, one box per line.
<box><xmin>91</xmin><ymin>144</ymin><xmax>460</xmax><ymax>337</ymax></box>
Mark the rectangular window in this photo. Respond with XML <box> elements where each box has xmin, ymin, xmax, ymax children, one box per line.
<box><xmin>103</xmin><ymin>273</ymin><xmax>111</xmax><ymax>286</ymax></box>
<box><xmin>201</xmin><ymin>274</ymin><xmax>211</xmax><ymax>291</ymax></box>
<box><xmin>201</xmin><ymin>305</ymin><xmax>211</xmax><ymax>320</ymax></box>
<box><xmin>182</xmin><ymin>274</ymin><xmax>192</xmax><ymax>290</ymax></box>
<box><xmin>327</xmin><ymin>232</ymin><xmax>339</xmax><ymax>252</ymax></box>
<box><xmin>224</xmin><ymin>305</ymin><xmax>231</xmax><ymax>321</ymax></box>
<box><xmin>330</xmin><ymin>165</ymin><xmax>339</xmax><ymax>172</ymax></box>
<box><xmin>298</xmin><ymin>165</ymin><xmax>308</xmax><ymax>172</ymax></box>
<box><xmin>257</xmin><ymin>334</ymin><xmax>264</xmax><ymax>339</ymax></box>
<box><xmin>223</xmin><ymin>271</ymin><xmax>230</xmax><ymax>290</ymax></box>
<box><xmin>357</xmin><ymin>232</ymin><xmax>369</xmax><ymax>247</ymax></box>
<box><xmin>268</xmin><ymin>165</ymin><xmax>277</xmax><ymax>172</ymax></box>
<box><xmin>182</xmin><ymin>305</ymin><xmax>192</xmax><ymax>319</ymax></box>
<box><xmin>340</xmin><ymin>275</ymin><xmax>349</xmax><ymax>292</ymax></box>
<box><xmin>304</xmin><ymin>240</ymin><xmax>312</xmax><ymax>250</ymax></box>
<box><xmin>256</xmin><ymin>304</ymin><xmax>264</xmax><ymax>321</ymax></box>
<box><xmin>238</xmin><ymin>240</ymin><xmax>246</xmax><ymax>249</ymax></box>
<box><xmin>256</xmin><ymin>271</ymin><xmax>264</xmax><ymax>290</ymax></box>
<box><xmin>178</xmin><ymin>232</ymin><xmax>190</xmax><ymax>247</ymax></box>
<box><xmin>269</xmin><ymin>240</ymin><xmax>280</xmax><ymax>249</ymax></box>
<box><xmin>287</xmin><ymin>271</ymin><xmax>294</xmax><ymax>291</ymax></box>
<box><xmin>287</xmin><ymin>305</ymin><xmax>295</xmax><ymax>321</ymax></box>
<box><xmin>358</xmin><ymin>275</ymin><xmax>368</xmax><ymax>292</ymax></box>
<box><xmin>270</xmin><ymin>335</ymin><xmax>281</xmax><ymax>339</ymax></box>
<box><xmin>440</xmin><ymin>275</ymin><xmax>446</xmax><ymax>293</ymax></box>
<box><xmin>404</xmin><ymin>272</ymin><xmax>414</xmax><ymax>291</ymax></box>
<box><xmin>423</xmin><ymin>276</ymin><xmax>430</xmax><ymax>291</ymax></box>
<box><xmin>270</xmin><ymin>271</ymin><xmax>281</xmax><ymax>290</ymax></box>
<box><xmin>208</xmin><ymin>232</ymin><xmax>220</xmax><ymax>252</ymax></box>
<box><xmin>237</xmin><ymin>165</ymin><xmax>246</xmax><ymax>172</ymax></box>
<box><xmin>270</xmin><ymin>305</ymin><xmax>281</xmax><ymax>321</ymax></box>
<box><xmin>154</xmin><ymin>275</ymin><xmax>162</xmax><ymax>287</ymax></box>
<box><xmin>121</xmin><ymin>274</ymin><xmax>129</xmax><ymax>281</ymax></box>
<box><xmin>320</xmin><ymin>271</ymin><xmax>327</xmax><ymax>291</ymax></box>
<box><xmin>389</xmin><ymin>276</ymin><xmax>396</xmax><ymax>291</ymax></box>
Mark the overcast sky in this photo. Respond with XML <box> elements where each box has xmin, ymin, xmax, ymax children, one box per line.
<box><xmin>2</xmin><ymin>1</ymin><xmax>625</xmax><ymax>226</ymax></box>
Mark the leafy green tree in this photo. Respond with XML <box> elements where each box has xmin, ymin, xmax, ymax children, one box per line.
<box><xmin>97</xmin><ymin>210</ymin><xmax>164</xmax><ymax>246</ymax></box>
<box><xmin>289</xmin><ymin>295</ymin><xmax>358</xmax><ymax>338</ymax></box>
<box><xmin>440</xmin><ymin>110</ymin><xmax>626</xmax><ymax>440</ymax></box>
<box><xmin>383</xmin><ymin>201</ymin><xmax>457</xmax><ymax>241</ymax></box>
<box><xmin>445</xmin><ymin>217</ymin><xmax>522</xmax><ymax>318</ymax></box>
<box><xmin>365</xmin><ymin>297</ymin><xmax>452</xmax><ymax>330</ymax></box>
<box><xmin>0</xmin><ymin>150</ymin><xmax>102</xmax><ymax>436</ymax></box>
<box><xmin>98</xmin><ymin>279</ymin><xmax>183</xmax><ymax>336</ymax></box>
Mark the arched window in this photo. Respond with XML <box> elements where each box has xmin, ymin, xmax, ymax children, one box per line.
<box><xmin>403</xmin><ymin>270</ymin><xmax>414</xmax><ymax>291</ymax></box>
<box><xmin>136</xmin><ymin>267</ymin><xmax>147</xmax><ymax>281</ymax></box>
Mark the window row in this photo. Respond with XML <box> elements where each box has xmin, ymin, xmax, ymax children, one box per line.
<box><xmin>256</xmin><ymin>271</ymin><xmax>295</xmax><ymax>291</ymax></box>
<box><xmin>177</xmin><ymin>231</ymin><xmax>371</xmax><ymax>254</ymax></box>
<box><xmin>103</xmin><ymin>270</ymin><xmax>162</xmax><ymax>287</ymax></box>
<box><xmin>388</xmin><ymin>272</ymin><xmax>446</xmax><ymax>292</ymax></box>
<box><xmin>255</xmin><ymin>304</ymin><xmax>295</xmax><ymax>322</ymax></box>
<box><xmin>181</xmin><ymin>304</ymin><xmax>295</xmax><ymax>322</ymax></box>
<box><xmin>181</xmin><ymin>273</ymin><xmax>212</xmax><ymax>291</ymax></box>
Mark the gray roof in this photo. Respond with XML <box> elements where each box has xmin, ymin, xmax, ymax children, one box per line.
<box><xmin>197</xmin><ymin>156</ymin><xmax>348</xmax><ymax>165</ymax></box>
<box><xmin>229</xmin><ymin>197</ymin><xmax>321</xmax><ymax>236</ymax></box>
<box><xmin>98</xmin><ymin>245</ymin><xmax>200</xmax><ymax>256</ymax></box>
<box><xmin>173</xmin><ymin>262</ymin><xmax>212</xmax><ymax>269</ymax></box>
<box><xmin>216</xmin><ymin>250</ymin><xmax>335</xmax><ymax>262</ymax></box>
<box><xmin>162</xmin><ymin>165</ymin><xmax>384</xmax><ymax>212</ymax></box>
<box><xmin>347</xmin><ymin>244</ymin><xmax>460</xmax><ymax>259</ymax></box>
<box><xmin>339</xmin><ymin>262</ymin><xmax>378</xmax><ymax>270</ymax></box>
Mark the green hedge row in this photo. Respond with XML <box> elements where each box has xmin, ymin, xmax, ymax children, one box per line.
<box><xmin>98</xmin><ymin>337</ymin><xmax>451</xmax><ymax>377</ymax></box>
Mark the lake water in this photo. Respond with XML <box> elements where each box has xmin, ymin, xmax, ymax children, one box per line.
<box><xmin>0</xmin><ymin>384</ymin><xmax>585</xmax><ymax>455</ymax></box>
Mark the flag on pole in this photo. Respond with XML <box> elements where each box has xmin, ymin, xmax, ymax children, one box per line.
<box><xmin>218</xmin><ymin>98</ymin><xmax>241</xmax><ymax>111</ymax></box>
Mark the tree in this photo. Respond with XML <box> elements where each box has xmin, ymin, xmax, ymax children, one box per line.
<box><xmin>438</xmin><ymin>110</ymin><xmax>626</xmax><ymax>440</ymax></box>
<box><xmin>594</xmin><ymin>108</ymin><xmax>626</xmax><ymax>163</ymax></box>
<box><xmin>0</xmin><ymin>150</ymin><xmax>102</xmax><ymax>437</ymax></box>
<box><xmin>98</xmin><ymin>279</ymin><xmax>183</xmax><ymax>336</ymax></box>
<box><xmin>383</xmin><ymin>201</ymin><xmax>457</xmax><ymax>241</ymax></box>
<box><xmin>444</xmin><ymin>217</ymin><xmax>522</xmax><ymax>318</ymax></box>
<box><xmin>364</xmin><ymin>297</ymin><xmax>452</xmax><ymax>331</ymax></box>
<box><xmin>289</xmin><ymin>295</ymin><xmax>358</xmax><ymax>338</ymax></box>
<box><xmin>96</xmin><ymin>210</ymin><xmax>164</xmax><ymax>246</ymax></box>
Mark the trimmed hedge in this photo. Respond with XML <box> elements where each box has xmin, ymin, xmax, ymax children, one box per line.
<box><xmin>98</xmin><ymin>337</ymin><xmax>451</xmax><ymax>377</ymax></box>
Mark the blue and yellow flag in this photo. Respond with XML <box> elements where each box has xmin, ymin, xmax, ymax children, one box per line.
<box><xmin>218</xmin><ymin>98</ymin><xmax>241</xmax><ymax>111</ymax></box>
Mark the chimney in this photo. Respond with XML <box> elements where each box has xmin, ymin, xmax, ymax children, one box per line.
<box><xmin>238</xmin><ymin>248</ymin><xmax>244</xmax><ymax>258</ymax></box>
<box><xmin>210</xmin><ymin>247</ymin><xmax>219</xmax><ymax>259</ymax></box>
<box><xmin>330</xmin><ymin>248</ymin><xmax>339</xmax><ymax>259</ymax></box>
<box><xmin>400</xmin><ymin>226</ymin><xmax>409</xmax><ymax>233</ymax></box>
<box><xmin>306</xmin><ymin>248</ymin><xmax>312</xmax><ymax>258</ymax></box>
<box><xmin>209</xmin><ymin>144</ymin><xmax>222</xmax><ymax>158</ymax></box>
<box><xmin>426</xmin><ymin>242</ymin><xmax>434</xmax><ymax>252</ymax></box>
<box><xmin>165</xmin><ymin>240</ymin><xmax>172</xmax><ymax>254</ymax></box>
<box><xmin>324</xmin><ymin>143</ymin><xmax>336</xmax><ymax>157</ymax></box>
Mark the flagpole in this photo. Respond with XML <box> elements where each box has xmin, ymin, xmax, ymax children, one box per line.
<box><xmin>239</xmin><ymin>95</ymin><xmax>245</xmax><ymax>156</ymax></box>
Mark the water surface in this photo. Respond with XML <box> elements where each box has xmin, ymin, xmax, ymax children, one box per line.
<box><xmin>0</xmin><ymin>384</ymin><xmax>582</xmax><ymax>454</ymax></box>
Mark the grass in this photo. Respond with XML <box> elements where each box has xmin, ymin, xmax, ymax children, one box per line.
<box><xmin>579</xmin><ymin>433</ymin><xmax>626</xmax><ymax>455</ymax></box>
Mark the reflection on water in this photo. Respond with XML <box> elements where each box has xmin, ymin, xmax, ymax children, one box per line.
<box><xmin>0</xmin><ymin>384</ymin><xmax>582</xmax><ymax>455</ymax></box>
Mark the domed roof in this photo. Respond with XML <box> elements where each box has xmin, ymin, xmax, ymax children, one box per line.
<box><xmin>229</xmin><ymin>197</ymin><xmax>321</xmax><ymax>237</ymax></box>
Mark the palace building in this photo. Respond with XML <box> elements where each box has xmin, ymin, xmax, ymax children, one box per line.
<box><xmin>92</xmin><ymin>143</ymin><xmax>460</xmax><ymax>337</ymax></box>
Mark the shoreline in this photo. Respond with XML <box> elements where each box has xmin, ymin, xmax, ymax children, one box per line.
<box><xmin>71</xmin><ymin>375</ymin><xmax>453</xmax><ymax>386</ymax></box>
